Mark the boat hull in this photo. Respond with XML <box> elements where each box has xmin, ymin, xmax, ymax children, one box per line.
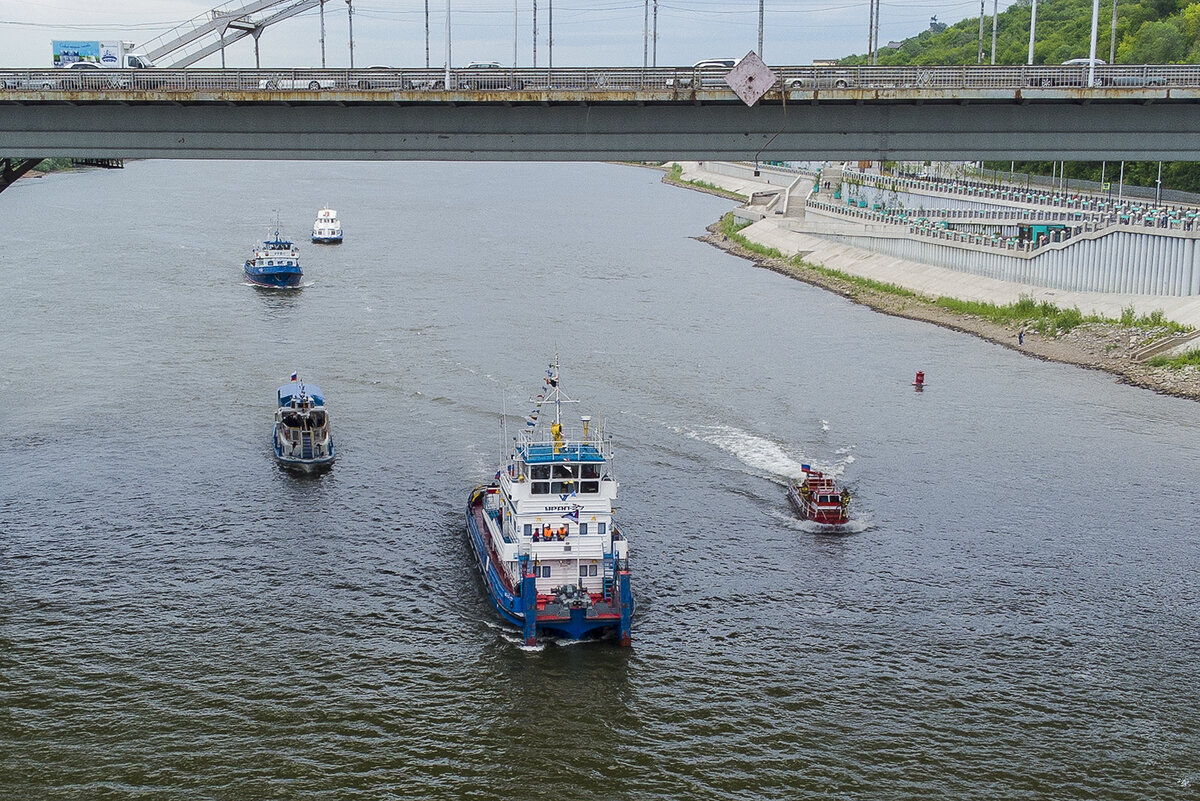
<box><xmin>272</xmin><ymin>427</ymin><xmax>335</xmax><ymax>472</ymax></box>
<box><xmin>786</xmin><ymin>485</ymin><xmax>850</xmax><ymax>527</ymax></box>
<box><xmin>465</xmin><ymin>494</ymin><xmax>630</xmax><ymax>643</ymax></box>
<box><xmin>245</xmin><ymin>262</ymin><xmax>303</xmax><ymax>288</ymax></box>
<box><xmin>311</xmin><ymin>235</ymin><xmax>342</xmax><ymax>244</ymax></box>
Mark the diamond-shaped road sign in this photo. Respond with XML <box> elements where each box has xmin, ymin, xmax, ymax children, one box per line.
<box><xmin>725</xmin><ymin>51</ymin><xmax>777</xmax><ymax>107</ymax></box>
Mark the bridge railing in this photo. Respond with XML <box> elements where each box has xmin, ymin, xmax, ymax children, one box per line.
<box><xmin>7</xmin><ymin>64</ymin><xmax>1200</xmax><ymax>95</ymax></box>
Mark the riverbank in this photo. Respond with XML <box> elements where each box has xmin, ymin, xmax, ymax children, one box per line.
<box><xmin>658</xmin><ymin>164</ymin><xmax>1200</xmax><ymax>402</ymax></box>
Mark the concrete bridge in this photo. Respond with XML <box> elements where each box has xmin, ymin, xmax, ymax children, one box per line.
<box><xmin>3</xmin><ymin>65</ymin><xmax>1200</xmax><ymax>165</ymax></box>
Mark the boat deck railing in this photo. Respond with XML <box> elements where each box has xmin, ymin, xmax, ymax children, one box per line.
<box><xmin>520</xmin><ymin>441</ymin><xmax>609</xmax><ymax>463</ymax></box>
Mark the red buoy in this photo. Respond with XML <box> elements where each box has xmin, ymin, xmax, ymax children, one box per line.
<box><xmin>912</xmin><ymin>370</ymin><xmax>926</xmax><ymax>390</ymax></box>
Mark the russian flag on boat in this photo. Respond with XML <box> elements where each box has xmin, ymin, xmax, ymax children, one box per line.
<box><xmin>290</xmin><ymin>372</ymin><xmax>298</xmax><ymax>381</ymax></box>
<box><xmin>801</xmin><ymin>463</ymin><xmax>812</xmax><ymax>472</ymax></box>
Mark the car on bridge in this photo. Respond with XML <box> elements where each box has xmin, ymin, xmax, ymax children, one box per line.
<box><xmin>784</xmin><ymin>72</ymin><xmax>857</xmax><ymax>90</ymax></box>
<box><xmin>3</xmin><ymin>73</ymin><xmax>69</xmax><ymax>90</ymax></box>
<box><xmin>65</xmin><ymin>61</ymin><xmax>130</xmax><ymax>89</ymax></box>
<box><xmin>259</xmin><ymin>74</ymin><xmax>337</xmax><ymax>91</ymax></box>
<box><xmin>666</xmin><ymin>58</ymin><xmax>740</xmax><ymax>89</ymax></box>
<box><xmin>351</xmin><ymin>65</ymin><xmax>414</xmax><ymax>90</ymax></box>
<box><xmin>457</xmin><ymin>62</ymin><xmax>525</xmax><ymax>90</ymax></box>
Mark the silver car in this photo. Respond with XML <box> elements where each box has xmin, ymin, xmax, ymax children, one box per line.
<box><xmin>785</xmin><ymin>72</ymin><xmax>856</xmax><ymax>90</ymax></box>
<box><xmin>666</xmin><ymin>58</ymin><xmax>740</xmax><ymax>89</ymax></box>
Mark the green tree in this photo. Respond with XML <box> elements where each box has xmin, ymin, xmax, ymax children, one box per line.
<box><xmin>1118</xmin><ymin>18</ymin><xmax>1189</xmax><ymax>62</ymax></box>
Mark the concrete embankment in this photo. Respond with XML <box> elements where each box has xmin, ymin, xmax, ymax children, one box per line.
<box><xmin>673</xmin><ymin>160</ymin><xmax>1200</xmax><ymax>328</ymax></box>
<box><xmin>657</xmin><ymin>161</ymin><xmax>1200</xmax><ymax>401</ymax></box>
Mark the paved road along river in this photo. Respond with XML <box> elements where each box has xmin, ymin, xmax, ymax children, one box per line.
<box><xmin>2</xmin><ymin>160</ymin><xmax>1199</xmax><ymax>799</ymax></box>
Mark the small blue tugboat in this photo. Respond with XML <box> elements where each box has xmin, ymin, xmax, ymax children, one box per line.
<box><xmin>466</xmin><ymin>357</ymin><xmax>632</xmax><ymax>646</ymax></box>
<box><xmin>272</xmin><ymin>377</ymin><xmax>335</xmax><ymax>472</ymax></box>
<box><xmin>245</xmin><ymin>231</ymin><xmax>302</xmax><ymax>288</ymax></box>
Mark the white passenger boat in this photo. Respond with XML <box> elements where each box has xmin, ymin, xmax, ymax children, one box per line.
<box><xmin>466</xmin><ymin>357</ymin><xmax>632</xmax><ymax>646</ymax></box>
<box><xmin>311</xmin><ymin>206</ymin><xmax>343</xmax><ymax>244</ymax></box>
<box><xmin>272</xmin><ymin>377</ymin><xmax>336</xmax><ymax>472</ymax></box>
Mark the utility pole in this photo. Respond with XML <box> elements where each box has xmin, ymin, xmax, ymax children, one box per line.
<box><xmin>873</xmin><ymin>0</ymin><xmax>880</xmax><ymax>65</ymax></box>
<box><xmin>513</xmin><ymin>0</ymin><xmax>517</xmax><ymax>68</ymax></box>
<box><xmin>1088</xmin><ymin>0</ymin><xmax>1100</xmax><ymax>87</ymax></box>
<box><xmin>652</xmin><ymin>0</ymin><xmax>658</xmax><ymax>67</ymax></box>
<box><xmin>549</xmin><ymin>0</ymin><xmax>553</xmax><ymax>69</ymax></box>
<box><xmin>425</xmin><ymin>0</ymin><xmax>430</xmax><ymax>67</ymax></box>
<box><xmin>445</xmin><ymin>0</ymin><xmax>451</xmax><ymax>88</ymax></box>
<box><xmin>867</xmin><ymin>0</ymin><xmax>875</xmax><ymax>65</ymax></box>
<box><xmin>642</xmin><ymin>0</ymin><xmax>648</xmax><ymax>69</ymax></box>
<box><xmin>978</xmin><ymin>0</ymin><xmax>985</xmax><ymax>65</ymax></box>
<box><xmin>533</xmin><ymin>0</ymin><xmax>538</xmax><ymax>68</ymax></box>
<box><xmin>758</xmin><ymin>0</ymin><xmax>763</xmax><ymax>60</ymax></box>
<box><xmin>1109</xmin><ymin>0</ymin><xmax>1118</xmax><ymax>63</ymax></box>
<box><xmin>1028</xmin><ymin>0</ymin><xmax>1037</xmax><ymax>64</ymax></box>
<box><xmin>1156</xmin><ymin>161</ymin><xmax>1163</xmax><ymax>205</ymax></box>
<box><xmin>319</xmin><ymin>0</ymin><xmax>326</xmax><ymax>68</ymax></box>
<box><xmin>345</xmin><ymin>0</ymin><xmax>354</xmax><ymax>69</ymax></box>
<box><xmin>990</xmin><ymin>0</ymin><xmax>998</xmax><ymax>64</ymax></box>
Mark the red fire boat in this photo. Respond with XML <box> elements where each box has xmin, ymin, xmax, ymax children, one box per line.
<box><xmin>786</xmin><ymin>465</ymin><xmax>851</xmax><ymax>526</ymax></box>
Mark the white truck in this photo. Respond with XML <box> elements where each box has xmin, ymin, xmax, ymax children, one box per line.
<box><xmin>52</xmin><ymin>41</ymin><xmax>155</xmax><ymax>70</ymax></box>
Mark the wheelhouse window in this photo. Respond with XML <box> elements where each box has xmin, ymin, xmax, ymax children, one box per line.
<box><xmin>523</xmin><ymin>524</ymin><xmax>532</xmax><ymax>537</ymax></box>
<box><xmin>579</xmin><ymin>463</ymin><xmax>600</xmax><ymax>493</ymax></box>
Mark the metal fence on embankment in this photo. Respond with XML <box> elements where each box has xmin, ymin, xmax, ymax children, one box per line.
<box><xmin>805</xmin><ymin>212</ymin><xmax>1200</xmax><ymax>296</ymax></box>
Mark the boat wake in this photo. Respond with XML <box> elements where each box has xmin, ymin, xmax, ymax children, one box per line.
<box><xmin>484</xmin><ymin>620</ymin><xmax>547</xmax><ymax>652</ymax></box>
<box><xmin>766</xmin><ymin>507</ymin><xmax>873</xmax><ymax>535</ymax></box>
<box><xmin>242</xmin><ymin>280</ymin><xmax>311</xmax><ymax>289</ymax></box>
<box><xmin>678</xmin><ymin>423</ymin><xmax>854</xmax><ymax>482</ymax></box>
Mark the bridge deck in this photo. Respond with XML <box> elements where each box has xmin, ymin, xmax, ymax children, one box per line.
<box><xmin>3</xmin><ymin>66</ymin><xmax>1200</xmax><ymax>162</ymax></box>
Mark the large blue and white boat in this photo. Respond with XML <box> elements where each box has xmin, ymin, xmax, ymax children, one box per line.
<box><xmin>311</xmin><ymin>206</ymin><xmax>343</xmax><ymax>244</ymax></box>
<box><xmin>244</xmin><ymin>231</ymin><xmax>302</xmax><ymax>288</ymax></box>
<box><xmin>272</xmin><ymin>378</ymin><xmax>335</xmax><ymax>472</ymax></box>
<box><xmin>466</xmin><ymin>358</ymin><xmax>632</xmax><ymax>646</ymax></box>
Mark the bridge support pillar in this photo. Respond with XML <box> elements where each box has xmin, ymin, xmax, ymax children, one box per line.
<box><xmin>1</xmin><ymin>157</ymin><xmax>42</xmax><ymax>196</ymax></box>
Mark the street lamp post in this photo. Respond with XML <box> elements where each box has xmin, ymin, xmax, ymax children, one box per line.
<box><xmin>652</xmin><ymin>0</ymin><xmax>658</xmax><ymax>67</ymax></box>
<box><xmin>1087</xmin><ymin>0</ymin><xmax>1100</xmax><ymax>87</ymax></box>
<box><xmin>991</xmin><ymin>0</ymin><xmax>998</xmax><ymax>64</ymax></box>
<box><xmin>758</xmin><ymin>0</ymin><xmax>763</xmax><ymax>60</ymax></box>
<box><xmin>345</xmin><ymin>0</ymin><xmax>354</xmax><ymax>69</ymax></box>
<box><xmin>319</xmin><ymin>0</ymin><xmax>326</xmax><ymax>68</ymax></box>
<box><xmin>978</xmin><ymin>0</ymin><xmax>985</xmax><ymax>64</ymax></box>
<box><xmin>1028</xmin><ymin>0</ymin><xmax>1037</xmax><ymax>64</ymax></box>
<box><xmin>642</xmin><ymin>0</ymin><xmax>648</xmax><ymax>70</ymax></box>
<box><xmin>1109</xmin><ymin>0</ymin><xmax>1118</xmax><ymax>63</ymax></box>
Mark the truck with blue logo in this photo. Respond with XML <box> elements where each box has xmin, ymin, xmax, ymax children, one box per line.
<box><xmin>52</xmin><ymin>41</ymin><xmax>155</xmax><ymax>70</ymax></box>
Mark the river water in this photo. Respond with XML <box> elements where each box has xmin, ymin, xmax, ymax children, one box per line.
<box><xmin>2</xmin><ymin>160</ymin><xmax>1199</xmax><ymax>800</ymax></box>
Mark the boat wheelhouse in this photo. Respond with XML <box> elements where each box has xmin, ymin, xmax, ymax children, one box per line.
<box><xmin>311</xmin><ymin>206</ymin><xmax>343</xmax><ymax>244</ymax></box>
<box><xmin>245</xmin><ymin>231</ymin><xmax>302</xmax><ymax>288</ymax></box>
<box><xmin>272</xmin><ymin>379</ymin><xmax>335</xmax><ymax>472</ymax></box>
<box><xmin>466</xmin><ymin>359</ymin><xmax>632</xmax><ymax>646</ymax></box>
<box><xmin>786</xmin><ymin>465</ymin><xmax>851</xmax><ymax>527</ymax></box>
